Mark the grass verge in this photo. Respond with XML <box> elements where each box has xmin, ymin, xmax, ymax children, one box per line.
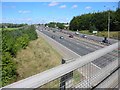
<box><xmin>14</xmin><ymin>37</ymin><xmax>62</xmax><ymax>81</ymax></box>
<box><xmin>79</xmin><ymin>30</ymin><xmax>118</xmax><ymax>39</ymax></box>
<box><xmin>3</xmin><ymin>28</ymin><xmax>19</xmax><ymax>31</ymax></box>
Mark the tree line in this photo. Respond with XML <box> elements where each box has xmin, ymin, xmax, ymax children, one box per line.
<box><xmin>69</xmin><ymin>8</ymin><xmax>120</xmax><ymax>32</ymax></box>
<box><xmin>0</xmin><ymin>23</ymin><xmax>28</xmax><ymax>28</ymax></box>
<box><xmin>1</xmin><ymin>25</ymin><xmax>38</xmax><ymax>86</ymax></box>
<box><xmin>45</xmin><ymin>22</ymin><xmax>68</xmax><ymax>29</ymax></box>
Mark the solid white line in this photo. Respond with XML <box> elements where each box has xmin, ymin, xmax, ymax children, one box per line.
<box><xmin>91</xmin><ymin>62</ymin><xmax>101</xmax><ymax>70</ymax></box>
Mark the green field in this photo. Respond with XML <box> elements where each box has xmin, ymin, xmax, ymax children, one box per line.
<box><xmin>2</xmin><ymin>28</ymin><xmax>19</xmax><ymax>31</ymax></box>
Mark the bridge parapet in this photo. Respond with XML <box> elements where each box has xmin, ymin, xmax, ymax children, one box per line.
<box><xmin>2</xmin><ymin>42</ymin><xmax>119</xmax><ymax>89</ymax></box>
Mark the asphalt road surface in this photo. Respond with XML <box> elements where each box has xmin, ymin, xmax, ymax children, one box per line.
<box><xmin>37</xmin><ymin>26</ymin><xmax>118</xmax><ymax>69</ymax></box>
<box><xmin>60</xmin><ymin>29</ymin><xmax>118</xmax><ymax>44</ymax></box>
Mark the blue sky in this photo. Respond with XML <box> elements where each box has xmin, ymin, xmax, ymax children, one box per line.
<box><xmin>2</xmin><ymin>2</ymin><xmax>118</xmax><ymax>24</ymax></box>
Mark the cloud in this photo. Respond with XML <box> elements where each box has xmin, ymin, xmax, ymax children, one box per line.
<box><xmin>59</xmin><ymin>5</ymin><xmax>66</xmax><ymax>8</ymax></box>
<box><xmin>85</xmin><ymin>6</ymin><xmax>92</xmax><ymax>10</ymax></box>
<box><xmin>72</xmin><ymin>5</ymin><xmax>78</xmax><ymax>8</ymax></box>
<box><xmin>18</xmin><ymin>10</ymin><xmax>31</xmax><ymax>14</ymax></box>
<box><xmin>48</xmin><ymin>2</ymin><xmax>59</xmax><ymax>6</ymax></box>
<box><xmin>3</xmin><ymin>5</ymin><xmax>16</xmax><ymax>8</ymax></box>
<box><xmin>2</xmin><ymin>18</ymin><xmax>33</xmax><ymax>24</ymax></box>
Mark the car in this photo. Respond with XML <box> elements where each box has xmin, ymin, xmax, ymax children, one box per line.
<box><xmin>69</xmin><ymin>34</ymin><xmax>73</xmax><ymax>38</ymax></box>
<box><xmin>81</xmin><ymin>34</ymin><xmax>87</xmax><ymax>38</ymax></box>
<box><xmin>75</xmin><ymin>32</ymin><xmax>79</xmax><ymax>35</ymax></box>
<box><xmin>60</xmin><ymin>30</ymin><xmax>62</xmax><ymax>32</ymax></box>
<box><xmin>40</xmin><ymin>30</ymin><xmax>43</xmax><ymax>31</ymax></box>
<box><xmin>60</xmin><ymin>36</ymin><xmax>64</xmax><ymax>39</ymax></box>
<box><xmin>53</xmin><ymin>30</ymin><xmax>56</xmax><ymax>33</ymax></box>
<box><xmin>101</xmin><ymin>37</ymin><xmax>110</xmax><ymax>45</ymax></box>
<box><xmin>51</xmin><ymin>35</ymin><xmax>55</xmax><ymax>39</ymax></box>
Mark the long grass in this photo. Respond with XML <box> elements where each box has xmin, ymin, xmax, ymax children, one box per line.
<box><xmin>14</xmin><ymin>37</ymin><xmax>62</xmax><ymax>81</ymax></box>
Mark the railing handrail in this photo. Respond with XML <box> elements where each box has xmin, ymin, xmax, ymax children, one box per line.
<box><xmin>2</xmin><ymin>42</ymin><xmax>119</xmax><ymax>89</ymax></box>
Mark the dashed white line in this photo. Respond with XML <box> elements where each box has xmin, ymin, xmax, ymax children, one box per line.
<box><xmin>76</xmin><ymin>43</ymin><xmax>79</xmax><ymax>45</ymax></box>
<box><xmin>85</xmin><ymin>46</ymin><xmax>90</xmax><ymax>49</ymax></box>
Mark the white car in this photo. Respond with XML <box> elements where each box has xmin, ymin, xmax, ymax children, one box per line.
<box><xmin>75</xmin><ymin>32</ymin><xmax>79</xmax><ymax>35</ymax></box>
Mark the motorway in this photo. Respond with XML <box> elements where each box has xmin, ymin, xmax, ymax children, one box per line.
<box><xmin>37</xmin><ymin>26</ymin><xmax>118</xmax><ymax>69</ymax></box>
<box><xmin>60</xmin><ymin>29</ymin><xmax>118</xmax><ymax>44</ymax></box>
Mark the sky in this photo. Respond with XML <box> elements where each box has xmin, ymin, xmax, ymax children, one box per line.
<box><xmin>2</xmin><ymin>2</ymin><xmax>119</xmax><ymax>24</ymax></box>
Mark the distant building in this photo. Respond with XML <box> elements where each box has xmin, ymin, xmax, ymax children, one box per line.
<box><xmin>118</xmin><ymin>1</ymin><xmax>120</xmax><ymax>8</ymax></box>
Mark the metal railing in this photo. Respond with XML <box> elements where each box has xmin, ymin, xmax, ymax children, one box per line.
<box><xmin>2</xmin><ymin>42</ymin><xmax>119</xmax><ymax>89</ymax></box>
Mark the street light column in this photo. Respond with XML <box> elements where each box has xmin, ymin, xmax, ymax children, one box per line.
<box><xmin>108</xmin><ymin>11</ymin><xmax>110</xmax><ymax>39</ymax></box>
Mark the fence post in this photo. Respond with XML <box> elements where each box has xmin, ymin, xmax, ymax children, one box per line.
<box><xmin>60</xmin><ymin>58</ymin><xmax>73</xmax><ymax>90</ymax></box>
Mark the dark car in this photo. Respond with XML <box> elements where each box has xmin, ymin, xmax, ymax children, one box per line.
<box><xmin>101</xmin><ymin>37</ymin><xmax>110</xmax><ymax>45</ymax></box>
<box><xmin>81</xmin><ymin>34</ymin><xmax>87</xmax><ymax>38</ymax></box>
<box><xmin>69</xmin><ymin>34</ymin><xmax>73</xmax><ymax>38</ymax></box>
<box><xmin>53</xmin><ymin>30</ymin><xmax>56</xmax><ymax>33</ymax></box>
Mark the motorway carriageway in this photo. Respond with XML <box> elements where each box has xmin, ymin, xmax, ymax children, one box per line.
<box><xmin>38</xmin><ymin>27</ymin><xmax>118</xmax><ymax>69</ymax></box>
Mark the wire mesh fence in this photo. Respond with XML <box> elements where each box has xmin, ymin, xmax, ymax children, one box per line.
<box><xmin>36</xmin><ymin>49</ymin><xmax>118</xmax><ymax>89</ymax></box>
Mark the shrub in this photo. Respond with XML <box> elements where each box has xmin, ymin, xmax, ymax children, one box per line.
<box><xmin>2</xmin><ymin>25</ymin><xmax>38</xmax><ymax>86</ymax></box>
<box><xmin>2</xmin><ymin>52</ymin><xmax>17</xmax><ymax>86</ymax></box>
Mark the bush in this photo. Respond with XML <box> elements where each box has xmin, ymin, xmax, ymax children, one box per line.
<box><xmin>2</xmin><ymin>52</ymin><xmax>17</xmax><ymax>86</ymax></box>
<box><xmin>2</xmin><ymin>25</ymin><xmax>38</xmax><ymax>86</ymax></box>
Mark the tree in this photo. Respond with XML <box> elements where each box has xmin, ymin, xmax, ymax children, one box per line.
<box><xmin>69</xmin><ymin>17</ymin><xmax>79</xmax><ymax>31</ymax></box>
<box><xmin>69</xmin><ymin>10</ymin><xmax>118</xmax><ymax>32</ymax></box>
<box><xmin>56</xmin><ymin>23</ymin><xmax>65</xmax><ymax>29</ymax></box>
<box><xmin>89</xmin><ymin>25</ymin><xmax>98</xmax><ymax>33</ymax></box>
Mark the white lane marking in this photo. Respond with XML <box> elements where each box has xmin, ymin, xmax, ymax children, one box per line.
<box><xmin>94</xmin><ymin>46</ymin><xmax>100</xmax><ymax>49</ymax></box>
<box><xmin>85</xmin><ymin>46</ymin><xmax>90</xmax><ymax>49</ymax></box>
<box><xmin>76</xmin><ymin>43</ymin><xmax>79</xmax><ymax>45</ymax></box>
<box><xmin>91</xmin><ymin>63</ymin><xmax>101</xmax><ymax>70</ymax></box>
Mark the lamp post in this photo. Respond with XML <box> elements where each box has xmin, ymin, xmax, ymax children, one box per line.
<box><xmin>104</xmin><ymin>6</ymin><xmax>110</xmax><ymax>39</ymax></box>
<box><xmin>108</xmin><ymin>10</ymin><xmax>110</xmax><ymax>39</ymax></box>
<box><xmin>104</xmin><ymin>6</ymin><xmax>115</xmax><ymax>40</ymax></box>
